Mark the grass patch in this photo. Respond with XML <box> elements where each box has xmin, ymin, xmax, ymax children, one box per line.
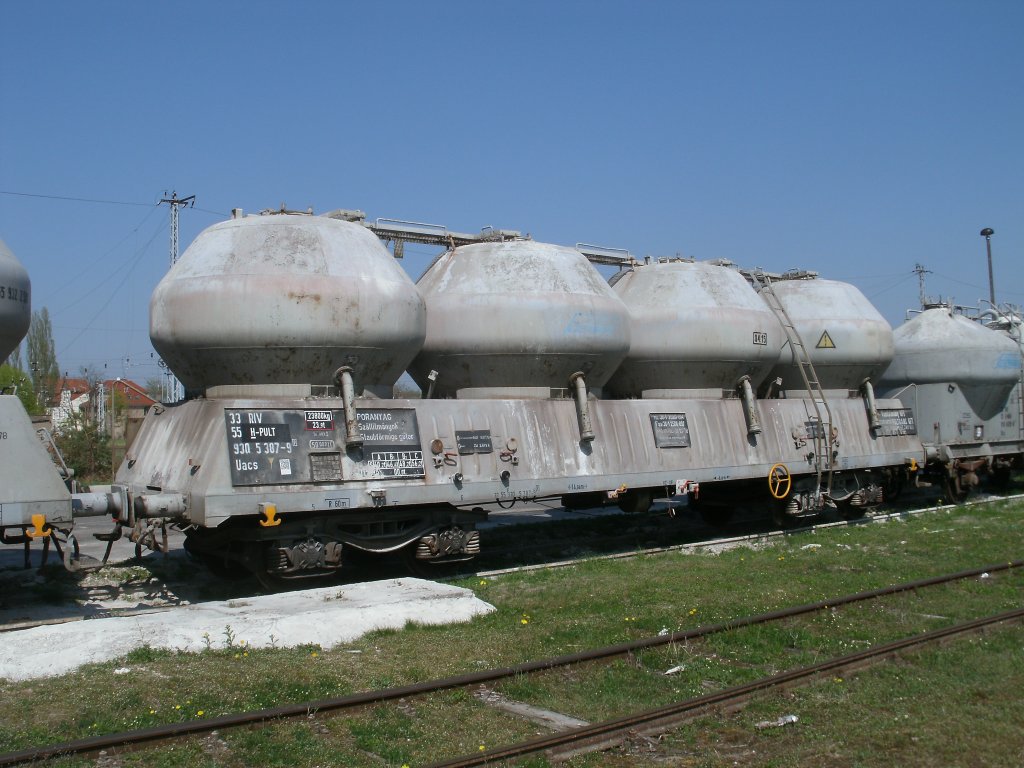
<box><xmin>0</xmin><ymin>499</ymin><xmax>1021</xmax><ymax>766</ymax></box>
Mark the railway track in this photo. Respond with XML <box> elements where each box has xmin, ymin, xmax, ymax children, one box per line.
<box><xmin>425</xmin><ymin>607</ymin><xmax>1024</xmax><ymax>767</ymax></box>
<box><xmin>474</xmin><ymin>489</ymin><xmax>1024</xmax><ymax>578</ymax></box>
<box><xmin>1</xmin><ymin>559</ymin><xmax>1019</xmax><ymax>767</ymax></box>
<box><xmin>1</xmin><ymin>490</ymin><xmax>1020</xmax><ymax>636</ymax></box>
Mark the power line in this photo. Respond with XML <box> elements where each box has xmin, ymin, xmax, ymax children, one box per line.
<box><xmin>0</xmin><ymin>189</ymin><xmax>156</xmax><ymax>207</ymax></box>
<box><xmin>0</xmin><ymin>189</ymin><xmax>227</xmax><ymax>217</ymax></box>
<box><xmin>48</xmin><ymin>204</ymin><xmax>164</xmax><ymax>300</ymax></box>
<box><xmin>50</xmin><ymin>215</ymin><xmax>167</xmax><ymax>318</ymax></box>
<box><xmin>57</xmin><ymin>222</ymin><xmax>166</xmax><ymax>357</ymax></box>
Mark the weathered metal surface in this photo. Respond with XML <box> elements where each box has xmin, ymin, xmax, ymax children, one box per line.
<box><xmin>764</xmin><ymin>278</ymin><xmax>895</xmax><ymax>390</ymax></box>
<box><xmin>0</xmin><ymin>238</ymin><xmax>31</xmax><ymax>363</ymax></box>
<box><xmin>607</xmin><ymin>260</ymin><xmax>783</xmax><ymax>396</ymax></box>
<box><xmin>0</xmin><ymin>396</ymin><xmax>72</xmax><ymax>527</ymax></box>
<box><xmin>878</xmin><ymin>308</ymin><xmax>1023</xmax><ymax>452</ymax></box>
<box><xmin>408</xmin><ymin>240</ymin><xmax>630</xmax><ymax>397</ymax></box>
<box><xmin>116</xmin><ymin>392</ymin><xmax>922</xmax><ymax>534</ymax></box>
<box><xmin>882</xmin><ymin>307</ymin><xmax>1020</xmax><ymax>394</ymax></box>
<box><xmin>149</xmin><ymin>214</ymin><xmax>426</xmax><ymax>395</ymax></box>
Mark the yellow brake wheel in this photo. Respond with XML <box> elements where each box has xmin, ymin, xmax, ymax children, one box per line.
<box><xmin>768</xmin><ymin>463</ymin><xmax>791</xmax><ymax>499</ymax></box>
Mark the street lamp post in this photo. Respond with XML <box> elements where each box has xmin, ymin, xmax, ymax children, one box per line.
<box><xmin>980</xmin><ymin>227</ymin><xmax>995</xmax><ymax>305</ymax></box>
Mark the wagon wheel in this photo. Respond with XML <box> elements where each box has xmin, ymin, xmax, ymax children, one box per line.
<box><xmin>989</xmin><ymin>464</ymin><xmax>1012</xmax><ymax>489</ymax></box>
<box><xmin>836</xmin><ymin>498</ymin><xmax>868</xmax><ymax>521</ymax></box>
<box><xmin>882</xmin><ymin>468</ymin><xmax>905</xmax><ymax>500</ymax></box>
<box><xmin>401</xmin><ymin>543</ymin><xmax>465</xmax><ymax>579</ymax></box>
<box><xmin>697</xmin><ymin>504</ymin><xmax>736</xmax><ymax>527</ymax></box>
<box><xmin>616</xmin><ymin>488</ymin><xmax>654</xmax><ymax>515</ymax></box>
<box><xmin>688</xmin><ymin>493</ymin><xmax>735</xmax><ymax>526</ymax></box>
<box><xmin>943</xmin><ymin>473</ymin><xmax>970</xmax><ymax>504</ymax></box>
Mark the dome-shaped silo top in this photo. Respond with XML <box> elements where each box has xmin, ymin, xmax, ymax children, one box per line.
<box><xmin>0</xmin><ymin>238</ymin><xmax>31</xmax><ymax>363</ymax></box>
<box><xmin>408</xmin><ymin>240</ymin><xmax>631</xmax><ymax>397</ymax></box>
<box><xmin>760</xmin><ymin>278</ymin><xmax>894</xmax><ymax>392</ymax></box>
<box><xmin>606</xmin><ymin>260</ymin><xmax>783</xmax><ymax>397</ymax></box>
<box><xmin>880</xmin><ymin>307</ymin><xmax>1022</xmax><ymax>388</ymax></box>
<box><xmin>150</xmin><ymin>214</ymin><xmax>426</xmax><ymax>392</ymax></box>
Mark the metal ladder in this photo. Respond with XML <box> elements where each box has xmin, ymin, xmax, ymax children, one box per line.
<box><xmin>1018</xmin><ymin>350</ymin><xmax>1023</xmax><ymax>443</ymax></box>
<box><xmin>751</xmin><ymin>271</ymin><xmax>835</xmax><ymax>496</ymax></box>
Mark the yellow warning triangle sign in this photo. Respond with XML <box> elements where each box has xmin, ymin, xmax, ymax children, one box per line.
<box><xmin>816</xmin><ymin>330</ymin><xmax>836</xmax><ymax>349</ymax></box>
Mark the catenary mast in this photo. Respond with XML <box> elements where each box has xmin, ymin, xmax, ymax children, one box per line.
<box><xmin>159</xmin><ymin>192</ymin><xmax>195</xmax><ymax>401</ymax></box>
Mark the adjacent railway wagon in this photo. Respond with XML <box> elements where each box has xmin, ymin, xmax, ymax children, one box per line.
<box><xmin>2</xmin><ymin>211</ymin><xmax>1021</xmax><ymax>583</ymax></box>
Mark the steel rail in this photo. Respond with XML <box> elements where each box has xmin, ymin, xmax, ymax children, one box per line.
<box><xmin>424</xmin><ymin>606</ymin><xmax>1024</xmax><ymax>768</ymax></box>
<box><xmin>2</xmin><ymin>490</ymin><xmax>1017</xmax><ymax>637</ymax></box>
<box><xmin>474</xmin><ymin>490</ymin><xmax>1024</xmax><ymax>578</ymax></box>
<box><xmin>0</xmin><ymin>559</ymin><xmax>1019</xmax><ymax>767</ymax></box>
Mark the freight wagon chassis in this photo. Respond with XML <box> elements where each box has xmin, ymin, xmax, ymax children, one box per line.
<box><xmin>109</xmin><ymin>390</ymin><xmax>925</xmax><ymax>584</ymax></box>
<box><xmin>179</xmin><ymin>503</ymin><xmax>485</xmax><ymax>588</ymax></box>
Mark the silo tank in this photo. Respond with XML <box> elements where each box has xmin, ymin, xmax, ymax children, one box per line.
<box><xmin>606</xmin><ymin>260</ymin><xmax>783</xmax><ymax>397</ymax></box>
<box><xmin>762</xmin><ymin>278</ymin><xmax>894</xmax><ymax>392</ymax></box>
<box><xmin>879</xmin><ymin>307</ymin><xmax>1022</xmax><ymax>418</ymax></box>
<box><xmin>408</xmin><ymin>240</ymin><xmax>631</xmax><ymax>398</ymax></box>
<box><xmin>149</xmin><ymin>214</ymin><xmax>426</xmax><ymax>394</ymax></box>
<box><xmin>0</xmin><ymin>238</ymin><xmax>31</xmax><ymax>363</ymax></box>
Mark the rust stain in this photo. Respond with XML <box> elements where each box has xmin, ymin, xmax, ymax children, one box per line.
<box><xmin>287</xmin><ymin>291</ymin><xmax>323</xmax><ymax>304</ymax></box>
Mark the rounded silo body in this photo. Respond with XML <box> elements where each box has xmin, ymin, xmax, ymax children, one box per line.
<box><xmin>763</xmin><ymin>278</ymin><xmax>894</xmax><ymax>391</ymax></box>
<box><xmin>879</xmin><ymin>307</ymin><xmax>1021</xmax><ymax>419</ymax></box>
<box><xmin>150</xmin><ymin>214</ymin><xmax>426</xmax><ymax>394</ymax></box>
<box><xmin>0</xmin><ymin>238</ymin><xmax>31</xmax><ymax>363</ymax></box>
<box><xmin>408</xmin><ymin>240</ymin><xmax>631</xmax><ymax>398</ymax></box>
<box><xmin>606</xmin><ymin>260</ymin><xmax>784</xmax><ymax>397</ymax></box>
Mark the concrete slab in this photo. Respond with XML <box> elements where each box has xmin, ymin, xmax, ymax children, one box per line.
<box><xmin>0</xmin><ymin>577</ymin><xmax>494</xmax><ymax>681</ymax></box>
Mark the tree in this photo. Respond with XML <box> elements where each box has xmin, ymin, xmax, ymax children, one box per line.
<box><xmin>7</xmin><ymin>341</ymin><xmax>23</xmax><ymax>371</ymax></box>
<box><xmin>78</xmin><ymin>366</ymin><xmax>103</xmax><ymax>424</ymax></box>
<box><xmin>144</xmin><ymin>376</ymin><xmax>165</xmax><ymax>402</ymax></box>
<box><xmin>0</xmin><ymin>362</ymin><xmax>41</xmax><ymax>415</ymax></box>
<box><xmin>53</xmin><ymin>410</ymin><xmax>111</xmax><ymax>485</ymax></box>
<box><xmin>26</xmin><ymin>307</ymin><xmax>59</xmax><ymax>408</ymax></box>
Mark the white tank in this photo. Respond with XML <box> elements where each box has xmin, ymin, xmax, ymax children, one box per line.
<box><xmin>764</xmin><ymin>278</ymin><xmax>894</xmax><ymax>391</ymax></box>
<box><xmin>150</xmin><ymin>214</ymin><xmax>426</xmax><ymax>394</ymax></box>
<box><xmin>880</xmin><ymin>307</ymin><xmax>1021</xmax><ymax>412</ymax></box>
<box><xmin>0</xmin><ymin>238</ymin><xmax>31</xmax><ymax>363</ymax></box>
<box><xmin>606</xmin><ymin>260</ymin><xmax>783</xmax><ymax>397</ymax></box>
<box><xmin>409</xmin><ymin>240</ymin><xmax>631</xmax><ymax>398</ymax></box>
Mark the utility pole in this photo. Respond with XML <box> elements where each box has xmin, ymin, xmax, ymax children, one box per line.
<box><xmin>913</xmin><ymin>263</ymin><xmax>932</xmax><ymax>308</ymax></box>
<box><xmin>160</xmin><ymin>191</ymin><xmax>195</xmax><ymax>268</ymax></box>
<box><xmin>980</xmin><ymin>228</ymin><xmax>995</xmax><ymax>306</ymax></box>
<box><xmin>159</xmin><ymin>191</ymin><xmax>195</xmax><ymax>401</ymax></box>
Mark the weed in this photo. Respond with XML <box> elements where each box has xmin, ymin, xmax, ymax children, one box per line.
<box><xmin>0</xmin><ymin>499</ymin><xmax>1022</xmax><ymax>767</ymax></box>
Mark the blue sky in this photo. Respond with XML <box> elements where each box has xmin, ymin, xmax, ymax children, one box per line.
<box><xmin>2</xmin><ymin>0</ymin><xmax>1021</xmax><ymax>386</ymax></box>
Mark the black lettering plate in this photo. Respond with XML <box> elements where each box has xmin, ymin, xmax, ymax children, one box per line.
<box><xmin>456</xmin><ymin>430</ymin><xmax>493</xmax><ymax>455</ymax></box>
<box><xmin>650</xmin><ymin>413</ymin><xmax>691</xmax><ymax>448</ymax></box>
